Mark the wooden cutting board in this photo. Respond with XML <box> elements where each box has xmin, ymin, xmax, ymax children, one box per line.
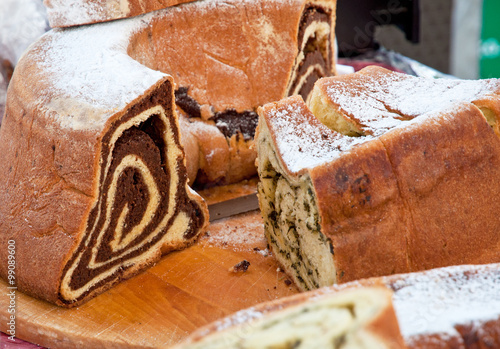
<box><xmin>0</xmin><ymin>210</ymin><xmax>299</xmax><ymax>348</ymax></box>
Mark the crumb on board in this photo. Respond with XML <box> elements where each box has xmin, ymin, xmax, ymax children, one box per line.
<box><xmin>253</xmin><ymin>247</ymin><xmax>270</xmax><ymax>257</ymax></box>
<box><xmin>229</xmin><ymin>260</ymin><xmax>251</xmax><ymax>273</ymax></box>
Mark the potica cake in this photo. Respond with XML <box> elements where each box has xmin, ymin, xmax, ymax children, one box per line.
<box><xmin>173</xmin><ymin>286</ymin><xmax>405</xmax><ymax>349</ymax></box>
<box><xmin>174</xmin><ymin>263</ymin><xmax>500</xmax><ymax>348</ymax></box>
<box><xmin>0</xmin><ymin>0</ymin><xmax>337</xmax><ymax>306</ymax></box>
<box><xmin>256</xmin><ymin>66</ymin><xmax>500</xmax><ymax>290</ymax></box>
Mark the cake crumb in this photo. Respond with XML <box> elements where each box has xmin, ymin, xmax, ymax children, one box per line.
<box><xmin>254</xmin><ymin>247</ymin><xmax>270</xmax><ymax>257</ymax></box>
<box><xmin>229</xmin><ymin>260</ymin><xmax>250</xmax><ymax>273</ymax></box>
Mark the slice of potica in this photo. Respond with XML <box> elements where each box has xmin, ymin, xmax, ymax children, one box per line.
<box><xmin>256</xmin><ymin>66</ymin><xmax>500</xmax><ymax>290</ymax></box>
<box><xmin>172</xmin><ymin>286</ymin><xmax>405</xmax><ymax>349</ymax></box>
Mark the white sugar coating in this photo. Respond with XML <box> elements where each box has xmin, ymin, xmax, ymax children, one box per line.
<box><xmin>256</xmin><ymin>248</ymin><xmax>270</xmax><ymax>257</ymax></box>
<box><xmin>266</xmin><ymin>99</ymin><xmax>372</xmax><ymax>174</ymax></box>
<box><xmin>215</xmin><ymin>307</ymin><xmax>265</xmax><ymax>332</ymax></box>
<box><xmin>200</xmin><ymin>211</ymin><xmax>266</xmax><ymax>251</ymax></box>
<box><xmin>45</xmin><ymin>0</ymin><xmax>130</xmax><ymax>25</ymax></box>
<box><xmin>30</xmin><ymin>12</ymin><xmax>165</xmax><ymax>130</ymax></box>
<box><xmin>377</xmin><ymin>73</ymin><xmax>499</xmax><ymax>117</ymax></box>
<box><xmin>24</xmin><ymin>0</ymin><xmax>307</xmax><ymax>131</ymax></box>
<box><xmin>325</xmin><ymin>80</ymin><xmax>403</xmax><ymax>137</ymax></box>
<box><xmin>385</xmin><ymin>101</ymin><xmax>470</xmax><ymax>138</ymax></box>
<box><xmin>324</xmin><ymin>70</ymin><xmax>500</xmax><ymax>136</ymax></box>
<box><xmin>185</xmin><ymin>118</ymin><xmax>222</xmax><ymax>140</ymax></box>
<box><xmin>386</xmin><ymin>264</ymin><xmax>500</xmax><ymax>340</ymax></box>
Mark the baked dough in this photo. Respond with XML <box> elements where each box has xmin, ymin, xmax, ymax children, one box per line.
<box><xmin>0</xmin><ymin>0</ymin><xmax>337</xmax><ymax>305</ymax></box>
<box><xmin>172</xmin><ymin>286</ymin><xmax>405</xmax><ymax>349</ymax></box>
<box><xmin>173</xmin><ymin>263</ymin><xmax>500</xmax><ymax>348</ymax></box>
<box><xmin>375</xmin><ymin>263</ymin><xmax>500</xmax><ymax>348</ymax></box>
<box><xmin>46</xmin><ymin>0</ymin><xmax>338</xmax><ymax>186</ymax></box>
<box><xmin>256</xmin><ymin>66</ymin><xmax>500</xmax><ymax>290</ymax></box>
<box><xmin>0</xmin><ymin>56</ymin><xmax>209</xmax><ymax>308</ymax></box>
<box><xmin>169</xmin><ymin>0</ymin><xmax>337</xmax><ymax>186</ymax></box>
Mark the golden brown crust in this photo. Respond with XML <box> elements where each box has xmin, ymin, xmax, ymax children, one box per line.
<box><xmin>178</xmin><ymin>116</ymin><xmax>200</xmax><ymax>185</ymax></box>
<box><xmin>311</xmin><ymin>101</ymin><xmax>500</xmax><ymax>280</ymax></box>
<box><xmin>183</xmin><ymin>118</ymin><xmax>230</xmax><ymax>184</ymax></box>
<box><xmin>309</xmin><ymin>138</ymin><xmax>411</xmax><ymax>283</ymax></box>
<box><xmin>143</xmin><ymin>0</ymin><xmax>337</xmax><ymax>186</ymax></box>
<box><xmin>379</xmin><ymin>103</ymin><xmax>500</xmax><ymax>271</ymax></box>
<box><xmin>366</xmin><ymin>301</ymin><xmax>408</xmax><ymax>349</ymax></box>
<box><xmin>256</xmin><ymin>68</ymin><xmax>500</xmax><ymax>291</ymax></box>
<box><xmin>369</xmin><ymin>264</ymin><xmax>500</xmax><ymax>349</ymax></box>
<box><xmin>0</xmin><ymin>61</ymin><xmax>98</xmax><ymax>304</ymax></box>
<box><xmin>0</xmin><ymin>69</ymin><xmax>209</xmax><ymax>306</ymax></box>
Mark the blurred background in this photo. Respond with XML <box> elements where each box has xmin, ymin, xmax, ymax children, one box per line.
<box><xmin>335</xmin><ymin>0</ymin><xmax>500</xmax><ymax>79</ymax></box>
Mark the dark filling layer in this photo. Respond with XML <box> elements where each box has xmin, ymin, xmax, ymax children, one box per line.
<box><xmin>174</xmin><ymin>5</ymin><xmax>331</xmax><ymax>141</ymax></box>
<box><xmin>68</xmin><ymin>126</ymin><xmax>168</xmax><ymax>290</ymax></box>
<box><xmin>59</xmin><ymin>81</ymin><xmax>206</xmax><ymax>305</ymax></box>
<box><xmin>212</xmin><ymin>109</ymin><xmax>259</xmax><ymax>140</ymax></box>
<box><xmin>293</xmin><ymin>51</ymin><xmax>327</xmax><ymax>99</ymax></box>
<box><xmin>175</xmin><ymin>86</ymin><xmax>202</xmax><ymax>119</ymax></box>
<box><xmin>95</xmin><ymin>126</ymin><xmax>167</xmax><ymax>263</ymax></box>
<box><xmin>175</xmin><ymin>87</ymin><xmax>258</xmax><ymax>140</ymax></box>
<box><xmin>288</xmin><ymin>5</ymin><xmax>332</xmax><ymax>100</ymax></box>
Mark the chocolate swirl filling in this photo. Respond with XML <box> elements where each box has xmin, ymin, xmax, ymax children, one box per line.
<box><xmin>287</xmin><ymin>5</ymin><xmax>333</xmax><ymax>98</ymax></box>
<box><xmin>58</xmin><ymin>84</ymin><xmax>206</xmax><ymax>305</ymax></box>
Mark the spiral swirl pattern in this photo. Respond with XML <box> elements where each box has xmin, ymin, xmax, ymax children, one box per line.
<box><xmin>60</xmin><ymin>105</ymin><xmax>203</xmax><ymax>304</ymax></box>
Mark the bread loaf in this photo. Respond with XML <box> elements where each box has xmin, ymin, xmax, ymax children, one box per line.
<box><xmin>172</xmin><ymin>286</ymin><xmax>405</xmax><ymax>349</ymax></box>
<box><xmin>256</xmin><ymin>66</ymin><xmax>500</xmax><ymax>291</ymax></box>
<box><xmin>375</xmin><ymin>263</ymin><xmax>500</xmax><ymax>348</ymax></box>
<box><xmin>44</xmin><ymin>0</ymin><xmax>337</xmax><ymax>187</ymax></box>
<box><xmin>49</xmin><ymin>0</ymin><xmax>337</xmax><ymax>187</ymax></box>
<box><xmin>172</xmin><ymin>263</ymin><xmax>500</xmax><ymax>349</ymax></box>
<box><xmin>0</xmin><ymin>0</ymin><xmax>338</xmax><ymax>305</ymax></box>
<box><xmin>0</xmin><ymin>29</ymin><xmax>211</xmax><ymax>307</ymax></box>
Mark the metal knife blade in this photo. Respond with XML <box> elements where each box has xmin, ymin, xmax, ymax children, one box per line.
<box><xmin>208</xmin><ymin>193</ymin><xmax>260</xmax><ymax>222</ymax></box>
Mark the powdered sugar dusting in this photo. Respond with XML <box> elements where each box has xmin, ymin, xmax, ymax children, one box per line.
<box><xmin>385</xmin><ymin>264</ymin><xmax>500</xmax><ymax>340</ymax></box>
<box><xmin>325</xmin><ymin>80</ymin><xmax>403</xmax><ymax>137</ymax></box>
<box><xmin>265</xmin><ymin>97</ymin><xmax>372</xmax><ymax>174</ymax></box>
<box><xmin>200</xmin><ymin>211</ymin><xmax>267</xmax><ymax>252</ymax></box>
<box><xmin>324</xmin><ymin>69</ymin><xmax>500</xmax><ymax>136</ymax></box>
<box><xmin>45</xmin><ymin>0</ymin><xmax>130</xmax><ymax>25</ymax></box>
<box><xmin>215</xmin><ymin>307</ymin><xmax>265</xmax><ymax>332</ymax></box>
<box><xmin>29</xmin><ymin>13</ymin><xmax>165</xmax><ymax>130</ymax></box>
<box><xmin>378</xmin><ymin>73</ymin><xmax>499</xmax><ymax>117</ymax></box>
